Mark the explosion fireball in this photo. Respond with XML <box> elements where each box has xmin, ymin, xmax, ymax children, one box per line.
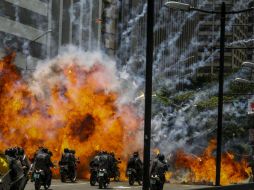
<box><xmin>0</xmin><ymin>48</ymin><xmax>143</xmax><ymax>178</ymax></box>
<box><xmin>0</xmin><ymin>48</ymin><xmax>251</xmax><ymax>184</ymax></box>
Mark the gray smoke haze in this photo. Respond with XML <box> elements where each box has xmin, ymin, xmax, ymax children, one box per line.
<box><xmin>115</xmin><ymin>0</ymin><xmax>253</xmax><ymax>160</ymax></box>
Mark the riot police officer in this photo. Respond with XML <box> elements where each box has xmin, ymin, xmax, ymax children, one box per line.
<box><xmin>33</xmin><ymin>147</ymin><xmax>54</xmax><ymax>187</ymax></box>
<box><xmin>150</xmin><ymin>154</ymin><xmax>168</xmax><ymax>190</ymax></box>
<box><xmin>127</xmin><ymin>152</ymin><xmax>143</xmax><ymax>183</ymax></box>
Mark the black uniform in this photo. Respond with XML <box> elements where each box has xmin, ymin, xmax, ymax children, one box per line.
<box><xmin>150</xmin><ymin>155</ymin><xmax>168</xmax><ymax>189</ymax></box>
<box><xmin>17</xmin><ymin>148</ymin><xmax>30</xmax><ymax>190</ymax></box>
<box><xmin>98</xmin><ymin>153</ymin><xmax>111</xmax><ymax>171</ymax></box>
<box><xmin>17</xmin><ymin>148</ymin><xmax>31</xmax><ymax>176</ymax></box>
<box><xmin>33</xmin><ymin>149</ymin><xmax>54</xmax><ymax>185</ymax></box>
<box><xmin>62</xmin><ymin>151</ymin><xmax>76</xmax><ymax>174</ymax></box>
<box><xmin>127</xmin><ymin>155</ymin><xmax>143</xmax><ymax>179</ymax></box>
<box><xmin>5</xmin><ymin>148</ymin><xmax>27</xmax><ymax>190</ymax></box>
<box><xmin>90</xmin><ymin>155</ymin><xmax>100</xmax><ymax>168</ymax></box>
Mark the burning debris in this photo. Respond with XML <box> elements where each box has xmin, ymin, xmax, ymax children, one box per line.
<box><xmin>0</xmin><ymin>48</ymin><xmax>142</xmax><ymax>179</ymax></box>
<box><xmin>172</xmin><ymin>140</ymin><xmax>251</xmax><ymax>185</ymax></box>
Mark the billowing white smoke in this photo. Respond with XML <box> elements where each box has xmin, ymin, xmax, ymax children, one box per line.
<box><xmin>29</xmin><ymin>46</ymin><xmax>141</xmax><ymax>109</ymax></box>
<box><xmin>116</xmin><ymin>0</ymin><xmax>253</xmax><ymax>159</ymax></box>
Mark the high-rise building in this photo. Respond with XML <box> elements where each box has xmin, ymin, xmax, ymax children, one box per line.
<box><xmin>0</xmin><ymin>0</ymin><xmax>105</xmax><ymax>70</ymax></box>
<box><xmin>247</xmin><ymin>1</ymin><xmax>254</xmax><ymax>62</ymax></box>
<box><xmin>105</xmin><ymin>0</ymin><xmax>253</xmax><ymax>90</ymax></box>
<box><xmin>1</xmin><ymin>0</ymin><xmax>252</xmax><ymax>81</ymax></box>
<box><xmin>101</xmin><ymin>0</ymin><xmax>119</xmax><ymax>56</ymax></box>
<box><xmin>110</xmin><ymin>0</ymin><xmax>198</xmax><ymax>90</ymax></box>
<box><xmin>196</xmin><ymin>0</ymin><xmax>253</xmax><ymax>76</ymax></box>
<box><xmin>0</xmin><ymin>0</ymin><xmax>52</xmax><ymax>70</ymax></box>
<box><xmin>51</xmin><ymin>0</ymin><xmax>104</xmax><ymax>56</ymax></box>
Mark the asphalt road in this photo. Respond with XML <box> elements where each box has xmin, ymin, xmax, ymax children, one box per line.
<box><xmin>25</xmin><ymin>180</ymin><xmax>209</xmax><ymax>190</ymax></box>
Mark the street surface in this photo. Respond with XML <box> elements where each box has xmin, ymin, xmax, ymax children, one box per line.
<box><xmin>25</xmin><ymin>180</ymin><xmax>209</xmax><ymax>190</ymax></box>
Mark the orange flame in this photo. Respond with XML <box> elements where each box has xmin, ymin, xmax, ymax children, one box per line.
<box><xmin>0</xmin><ymin>52</ymin><xmax>142</xmax><ymax>179</ymax></box>
<box><xmin>174</xmin><ymin>140</ymin><xmax>250</xmax><ymax>185</ymax></box>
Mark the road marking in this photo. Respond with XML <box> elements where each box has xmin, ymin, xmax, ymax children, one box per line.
<box><xmin>51</xmin><ymin>182</ymin><xmax>88</xmax><ymax>187</ymax></box>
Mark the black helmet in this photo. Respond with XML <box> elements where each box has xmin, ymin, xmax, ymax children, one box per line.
<box><xmin>158</xmin><ymin>154</ymin><xmax>165</xmax><ymax>161</ymax></box>
<box><xmin>5</xmin><ymin>148</ymin><xmax>11</xmax><ymax>156</ymax></box>
<box><xmin>17</xmin><ymin>147</ymin><xmax>24</xmax><ymax>156</ymax></box>
<box><xmin>42</xmin><ymin>147</ymin><xmax>48</xmax><ymax>153</ymax></box>
<box><xmin>64</xmin><ymin>148</ymin><xmax>69</xmax><ymax>153</ymax></box>
<box><xmin>133</xmin><ymin>152</ymin><xmax>139</xmax><ymax>157</ymax></box>
<box><xmin>5</xmin><ymin>148</ymin><xmax>16</xmax><ymax>158</ymax></box>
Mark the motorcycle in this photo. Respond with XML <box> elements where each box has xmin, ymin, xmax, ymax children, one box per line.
<box><xmin>150</xmin><ymin>174</ymin><xmax>163</xmax><ymax>190</ymax></box>
<box><xmin>59</xmin><ymin>164</ymin><xmax>77</xmax><ymax>183</ymax></box>
<box><xmin>33</xmin><ymin>169</ymin><xmax>51</xmax><ymax>190</ymax></box>
<box><xmin>97</xmin><ymin>168</ymin><xmax>109</xmax><ymax>189</ymax></box>
<box><xmin>127</xmin><ymin>168</ymin><xmax>141</xmax><ymax>185</ymax></box>
<box><xmin>89</xmin><ymin>167</ymin><xmax>98</xmax><ymax>186</ymax></box>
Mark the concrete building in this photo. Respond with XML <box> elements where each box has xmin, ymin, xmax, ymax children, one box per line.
<box><xmin>101</xmin><ymin>0</ymin><xmax>119</xmax><ymax>56</ymax></box>
<box><xmin>196</xmin><ymin>0</ymin><xmax>253</xmax><ymax>76</ymax></box>
<box><xmin>51</xmin><ymin>0</ymin><xmax>104</xmax><ymax>55</ymax></box>
<box><xmin>112</xmin><ymin>0</ymin><xmax>198</xmax><ymax>90</ymax></box>
<box><xmin>0</xmin><ymin>0</ymin><xmax>252</xmax><ymax>81</ymax></box>
<box><xmin>0</xmin><ymin>0</ymin><xmax>52</xmax><ymax>70</ymax></box>
<box><xmin>107</xmin><ymin>0</ymin><xmax>253</xmax><ymax>90</ymax></box>
<box><xmin>0</xmin><ymin>0</ymin><xmax>105</xmax><ymax>70</ymax></box>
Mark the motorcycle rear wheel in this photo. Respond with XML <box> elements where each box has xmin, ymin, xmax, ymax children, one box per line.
<box><xmin>90</xmin><ymin>174</ymin><xmax>97</xmax><ymax>186</ymax></box>
<box><xmin>70</xmin><ymin>171</ymin><xmax>77</xmax><ymax>183</ymax></box>
<box><xmin>128</xmin><ymin>175</ymin><xmax>134</xmax><ymax>186</ymax></box>
<box><xmin>61</xmin><ymin>174</ymin><xmax>66</xmax><ymax>183</ymax></box>
<box><xmin>151</xmin><ymin>183</ymin><xmax>163</xmax><ymax>190</ymax></box>
<box><xmin>98</xmin><ymin>178</ymin><xmax>103</xmax><ymax>189</ymax></box>
<box><xmin>34</xmin><ymin>180</ymin><xmax>41</xmax><ymax>190</ymax></box>
<box><xmin>150</xmin><ymin>184</ymin><xmax>157</xmax><ymax>190</ymax></box>
<box><xmin>44</xmin><ymin>184</ymin><xmax>50</xmax><ymax>190</ymax></box>
<box><xmin>103</xmin><ymin>182</ymin><xmax>108</xmax><ymax>189</ymax></box>
<box><xmin>114</xmin><ymin>170</ymin><xmax>120</xmax><ymax>182</ymax></box>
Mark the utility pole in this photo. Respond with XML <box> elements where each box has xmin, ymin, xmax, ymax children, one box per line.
<box><xmin>143</xmin><ymin>0</ymin><xmax>154</xmax><ymax>190</ymax></box>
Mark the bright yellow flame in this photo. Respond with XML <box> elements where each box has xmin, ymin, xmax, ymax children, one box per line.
<box><xmin>0</xmin><ymin>155</ymin><xmax>9</xmax><ymax>175</ymax></box>
<box><xmin>165</xmin><ymin>172</ymin><xmax>172</xmax><ymax>182</ymax></box>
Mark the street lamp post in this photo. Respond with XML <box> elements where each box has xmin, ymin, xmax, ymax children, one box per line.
<box><xmin>242</xmin><ymin>62</ymin><xmax>254</xmax><ymax>70</ymax></box>
<box><xmin>216</xmin><ymin>3</ymin><xmax>225</xmax><ymax>186</ymax></box>
<box><xmin>165</xmin><ymin>1</ymin><xmax>254</xmax><ymax>186</ymax></box>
